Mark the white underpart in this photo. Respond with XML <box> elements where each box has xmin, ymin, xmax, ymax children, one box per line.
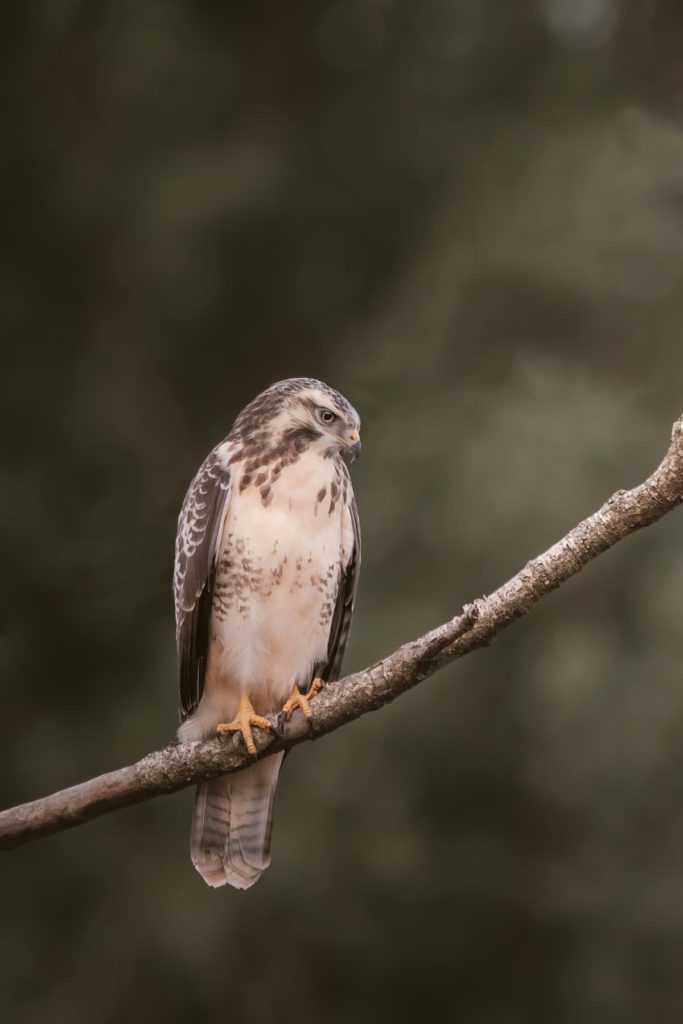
<box><xmin>179</xmin><ymin>449</ymin><xmax>354</xmax><ymax>740</ymax></box>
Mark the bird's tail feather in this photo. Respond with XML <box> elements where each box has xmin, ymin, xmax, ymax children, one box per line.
<box><xmin>190</xmin><ymin>753</ymin><xmax>284</xmax><ymax>889</ymax></box>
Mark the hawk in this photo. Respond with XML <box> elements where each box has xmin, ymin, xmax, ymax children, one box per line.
<box><xmin>174</xmin><ymin>378</ymin><xmax>361</xmax><ymax>889</ymax></box>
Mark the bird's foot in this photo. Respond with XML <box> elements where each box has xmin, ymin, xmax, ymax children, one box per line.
<box><xmin>216</xmin><ymin>693</ymin><xmax>271</xmax><ymax>755</ymax></box>
<box><xmin>282</xmin><ymin>677</ymin><xmax>323</xmax><ymax>720</ymax></box>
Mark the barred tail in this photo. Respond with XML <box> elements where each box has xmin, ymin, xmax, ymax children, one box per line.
<box><xmin>190</xmin><ymin>753</ymin><xmax>284</xmax><ymax>889</ymax></box>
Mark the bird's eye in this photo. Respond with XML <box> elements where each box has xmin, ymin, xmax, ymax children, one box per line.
<box><xmin>318</xmin><ymin>408</ymin><xmax>336</xmax><ymax>425</ymax></box>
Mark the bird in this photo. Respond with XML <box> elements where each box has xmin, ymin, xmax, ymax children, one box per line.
<box><xmin>173</xmin><ymin>378</ymin><xmax>361</xmax><ymax>889</ymax></box>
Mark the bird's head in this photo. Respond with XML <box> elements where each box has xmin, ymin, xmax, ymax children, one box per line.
<box><xmin>293</xmin><ymin>381</ymin><xmax>361</xmax><ymax>462</ymax></box>
<box><xmin>251</xmin><ymin>378</ymin><xmax>361</xmax><ymax>462</ymax></box>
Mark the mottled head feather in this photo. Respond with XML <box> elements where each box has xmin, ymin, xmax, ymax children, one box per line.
<box><xmin>231</xmin><ymin>378</ymin><xmax>359</xmax><ymax>443</ymax></box>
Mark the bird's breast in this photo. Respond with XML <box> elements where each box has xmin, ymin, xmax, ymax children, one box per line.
<box><xmin>208</xmin><ymin>452</ymin><xmax>345</xmax><ymax>705</ymax></box>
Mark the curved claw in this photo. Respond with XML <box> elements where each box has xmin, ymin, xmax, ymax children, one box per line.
<box><xmin>216</xmin><ymin>692</ymin><xmax>271</xmax><ymax>755</ymax></box>
<box><xmin>282</xmin><ymin>677</ymin><xmax>323</xmax><ymax>720</ymax></box>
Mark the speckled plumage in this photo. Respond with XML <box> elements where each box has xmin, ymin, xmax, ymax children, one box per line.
<box><xmin>174</xmin><ymin>378</ymin><xmax>361</xmax><ymax>888</ymax></box>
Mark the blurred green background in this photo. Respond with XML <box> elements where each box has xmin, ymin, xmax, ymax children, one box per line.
<box><xmin>3</xmin><ymin>2</ymin><xmax>683</xmax><ymax>1021</ymax></box>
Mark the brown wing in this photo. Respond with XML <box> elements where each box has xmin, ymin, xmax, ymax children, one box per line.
<box><xmin>317</xmin><ymin>494</ymin><xmax>361</xmax><ymax>683</ymax></box>
<box><xmin>174</xmin><ymin>445</ymin><xmax>231</xmax><ymax>720</ymax></box>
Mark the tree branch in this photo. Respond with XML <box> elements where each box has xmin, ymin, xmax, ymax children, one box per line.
<box><xmin>2</xmin><ymin>415</ymin><xmax>683</xmax><ymax>852</ymax></box>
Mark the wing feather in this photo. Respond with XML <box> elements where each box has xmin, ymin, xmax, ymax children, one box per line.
<box><xmin>318</xmin><ymin>493</ymin><xmax>361</xmax><ymax>683</ymax></box>
<box><xmin>174</xmin><ymin>444</ymin><xmax>231</xmax><ymax>720</ymax></box>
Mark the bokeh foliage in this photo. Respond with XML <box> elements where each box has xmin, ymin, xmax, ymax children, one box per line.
<box><xmin>3</xmin><ymin>2</ymin><xmax>683</xmax><ymax>1021</ymax></box>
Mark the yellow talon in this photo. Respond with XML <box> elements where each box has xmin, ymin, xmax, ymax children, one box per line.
<box><xmin>282</xmin><ymin>677</ymin><xmax>323</xmax><ymax>720</ymax></box>
<box><xmin>216</xmin><ymin>692</ymin><xmax>271</xmax><ymax>755</ymax></box>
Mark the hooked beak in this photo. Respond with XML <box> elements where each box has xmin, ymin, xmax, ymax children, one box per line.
<box><xmin>346</xmin><ymin>430</ymin><xmax>362</xmax><ymax>463</ymax></box>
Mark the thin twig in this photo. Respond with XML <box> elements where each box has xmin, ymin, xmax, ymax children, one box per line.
<box><xmin>2</xmin><ymin>415</ymin><xmax>682</xmax><ymax>851</ymax></box>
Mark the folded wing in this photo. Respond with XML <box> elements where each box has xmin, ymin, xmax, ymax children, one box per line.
<box><xmin>173</xmin><ymin>444</ymin><xmax>232</xmax><ymax>720</ymax></box>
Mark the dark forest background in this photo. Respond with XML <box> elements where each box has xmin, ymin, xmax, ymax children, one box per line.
<box><xmin>3</xmin><ymin>2</ymin><xmax>683</xmax><ymax>1022</ymax></box>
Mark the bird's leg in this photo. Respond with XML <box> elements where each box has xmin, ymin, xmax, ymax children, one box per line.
<box><xmin>216</xmin><ymin>692</ymin><xmax>271</xmax><ymax>755</ymax></box>
<box><xmin>282</xmin><ymin>677</ymin><xmax>323</xmax><ymax>720</ymax></box>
